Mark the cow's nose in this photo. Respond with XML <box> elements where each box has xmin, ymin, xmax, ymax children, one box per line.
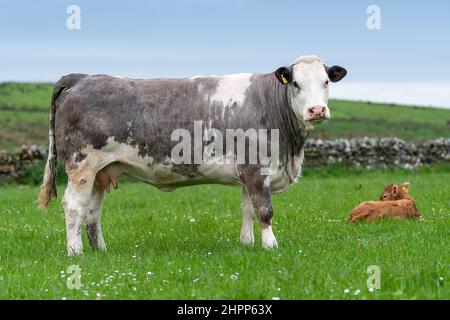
<box><xmin>307</xmin><ymin>105</ymin><xmax>328</xmax><ymax>120</ymax></box>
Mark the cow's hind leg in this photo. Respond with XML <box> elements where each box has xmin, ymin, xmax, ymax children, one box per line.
<box><xmin>62</xmin><ymin>165</ymin><xmax>97</xmax><ymax>256</ymax></box>
<box><xmin>240</xmin><ymin>188</ymin><xmax>255</xmax><ymax>245</ymax></box>
<box><xmin>85</xmin><ymin>187</ymin><xmax>106</xmax><ymax>251</ymax></box>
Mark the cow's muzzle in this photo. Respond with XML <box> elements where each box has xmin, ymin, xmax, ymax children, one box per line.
<box><xmin>305</xmin><ymin>105</ymin><xmax>330</xmax><ymax>122</ymax></box>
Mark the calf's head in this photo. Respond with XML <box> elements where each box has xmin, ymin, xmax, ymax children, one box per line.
<box><xmin>379</xmin><ymin>182</ymin><xmax>411</xmax><ymax>201</ymax></box>
<box><xmin>275</xmin><ymin>55</ymin><xmax>346</xmax><ymax>127</ymax></box>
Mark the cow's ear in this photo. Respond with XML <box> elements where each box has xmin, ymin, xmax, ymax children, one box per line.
<box><xmin>275</xmin><ymin>67</ymin><xmax>292</xmax><ymax>85</ymax></box>
<box><xmin>326</xmin><ymin>65</ymin><xmax>347</xmax><ymax>82</ymax></box>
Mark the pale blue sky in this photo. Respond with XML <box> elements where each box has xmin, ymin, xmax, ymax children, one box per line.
<box><xmin>0</xmin><ymin>0</ymin><xmax>449</xmax><ymax>82</ymax></box>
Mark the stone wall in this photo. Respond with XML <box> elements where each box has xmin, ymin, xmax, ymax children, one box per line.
<box><xmin>1</xmin><ymin>138</ymin><xmax>449</xmax><ymax>183</ymax></box>
<box><xmin>303</xmin><ymin>137</ymin><xmax>449</xmax><ymax>169</ymax></box>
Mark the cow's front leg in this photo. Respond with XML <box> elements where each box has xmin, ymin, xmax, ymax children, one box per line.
<box><xmin>240</xmin><ymin>188</ymin><xmax>255</xmax><ymax>245</ymax></box>
<box><xmin>241</xmin><ymin>171</ymin><xmax>277</xmax><ymax>249</ymax></box>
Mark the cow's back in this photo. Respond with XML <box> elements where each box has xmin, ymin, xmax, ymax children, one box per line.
<box><xmin>54</xmin><ymin>75</ymin><xmax>224</xmax><ymax>165</ymax></box>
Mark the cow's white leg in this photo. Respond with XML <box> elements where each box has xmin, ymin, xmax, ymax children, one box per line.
<box><xmin>62</xmin><ymin>182</ymin><xmax>91</xmax><ymax>256</ymax></box>
<box><xmin>85</xmin><ymin>187</ymin><xmax>106</xmax><ymax>251</ymax></box>
<box><xmin>240</xmin><ymin>188</ymin><xmax>255</xmax><ymax>245</ymax></box>
<box><xmin>239</xmin><ymin>167</ymin><xmax>278</xmax><ymax>249</ymax></box>
<box><xmin>261</xmin><ymin>224</ymin><xmax>278</xmax><ymax>249</ymax></box>
<box><xmin>62</xmin><ymin>163</ymin><xmax>97</xmax><ymax>256</ymax></box>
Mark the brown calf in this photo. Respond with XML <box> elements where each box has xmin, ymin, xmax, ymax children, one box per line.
<box><xmin>348</xmin><ymin>182</ymin><xmax>421</xmax><ymax>223</ymax></box>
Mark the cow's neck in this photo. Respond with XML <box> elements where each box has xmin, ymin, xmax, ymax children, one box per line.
<box><xmin>251</xmin><ymin>73</ymin><xmax>309</xmax><ymax>162</ymax></box>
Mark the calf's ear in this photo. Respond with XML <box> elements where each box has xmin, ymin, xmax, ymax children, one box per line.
<box><xmin>392</xmin><ymin>184</ymin><xmax>399</xmax><ymax>195</ymax></box>
<box><xmin>400</xmin><ymin>182</ymin><xmax>411</xmax><ymax>192</ymax></box>
<box><xmin>275</xmin><ymin>67</ymin><xmax>292</xmax><ymax>85</ymax></box>
<box><xmin>326</xmin><ymin>65</ymin><xmax>347</xmax><ymax>82</ymax></box>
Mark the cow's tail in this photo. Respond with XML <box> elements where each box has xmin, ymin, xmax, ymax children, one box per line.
<box><xmin>37</xmin><ymin>74</ymin><xmax>85</xmax><ymax>209</ymax></box>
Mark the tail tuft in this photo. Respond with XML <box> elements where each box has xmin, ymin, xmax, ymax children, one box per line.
<box><xmin>37</xmin><ymin>151</ymin><xmax>57</xmax><ymax>209</ymax></box>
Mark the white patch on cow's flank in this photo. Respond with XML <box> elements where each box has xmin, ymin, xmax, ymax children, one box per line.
<box><xmin>80</xmin><ymin>138</ymin><xmax>189</xmax><ymax>189</ymax></box>
<box><xmin>210</xmin><ymin>73</ymin><xmax>252</xmax><ymax>118</ymax></box>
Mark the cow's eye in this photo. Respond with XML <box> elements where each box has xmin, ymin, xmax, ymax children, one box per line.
<box><xmin>293</xmin><ymin>81</ymin><xmax>300</xmax><ymax>90</ymax></box>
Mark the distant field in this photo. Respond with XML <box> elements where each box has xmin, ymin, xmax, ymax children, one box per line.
<box><xmin>0</xmin><ymin>166</ymin><xmax>448</xmax><ymax>299</ymax></box>
<box><xmin>1</xmin><ymin>83</ymin><xmax>449</xmax><ymax>150</ymax></box>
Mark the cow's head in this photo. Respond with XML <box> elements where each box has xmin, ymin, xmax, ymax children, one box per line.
<box><xmin>274</xmin><ymin>55</ymin><xmax>346</xmax><ymax>128</ymax></box>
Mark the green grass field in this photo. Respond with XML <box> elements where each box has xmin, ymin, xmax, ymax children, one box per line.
<box><xmin>0</xmin><ymin>83</ymin><xmax>449</xmax><ymax>150</ymax></box>
<box><xmin>0</xmin><ymin>166</ymin><xmax>448</xmax><ymax>299</ymax></box>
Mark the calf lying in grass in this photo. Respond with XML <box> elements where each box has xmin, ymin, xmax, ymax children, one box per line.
<box><xmin>348</xmin><ymin>182</ymin><xmax>421</xmax><ymax>223</ymax></box>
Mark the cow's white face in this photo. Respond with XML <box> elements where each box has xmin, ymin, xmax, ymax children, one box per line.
<box><xmin>275</xmin><ymin>55</ymin><xmax>347</xmax><ymax>129</ymax></box>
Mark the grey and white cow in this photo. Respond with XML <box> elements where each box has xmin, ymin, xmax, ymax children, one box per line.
<box><xmin>38</xmin><ymin>55</ymin><xmax>346</xmax><ymax>255</ymax></box>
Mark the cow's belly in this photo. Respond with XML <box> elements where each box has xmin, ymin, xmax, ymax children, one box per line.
<box><xmin>93</xmin><ymin>139</ymin><xmax>242</xmax><ymax>191</ymax></box>
<box><xmin>91</xmin><ymin>139</ymin><xmax>303</xmax><ymax>193</ymax></box>
<box><xmin>99</xmin><ymin>160</ymin><xmax>242</xmax><ymax>192</ymax></box>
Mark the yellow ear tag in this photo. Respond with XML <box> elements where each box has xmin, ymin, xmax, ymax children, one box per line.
<box><xmin>404</xmin><ymin>188</ymin><xmax>409</xmax><ymax>193</ymax></box>
<box><xmin>281</xmin><ymin>74</ymin><xmax>288</xmax><ymax>84</ymax></box>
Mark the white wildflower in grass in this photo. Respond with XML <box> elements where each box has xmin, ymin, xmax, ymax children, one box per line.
<box><xmin>189</xmin><ymin>218</ymin><xmax>196</xmax><ymax>223</ymax></box>
<box><xmin>344</xmin><ymin>289</ymin><xmax>350</xmax><ymax>294</ymax></box>
<box><xmin>146</xmin><ymin>272</ymin><xmax>154</xmax><ymax>277</ymax></box>
<box><xmin>230</xmin><ymin>274</ymin><xmax>238</xmax><ymax>281</ymax></box>
<box><xmin>368</xmin><ymin>287</ymin><xmax>374</xmax><ymax>292</ymax></box>
<box><xmin>272</xmin><ymin>297</ymin><xmax>280</xmax><ymax>300</ymax></box>
<box><xmin>354</xmin><ymin>289</ymin><xmax>361</xmax><ymax>295</ymax></box>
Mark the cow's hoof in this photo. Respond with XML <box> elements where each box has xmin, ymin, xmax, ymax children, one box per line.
<box><xmin>240</xmin><ymin>235</ymin><xmax>254</xmax><ymax>246</ymax></box>
<box><xmin>262</xmin><ymin>238</ymin><xmax>278</xmax><ymax>249</ymax></box>
<box><xmin>90</xmin><ymin>241</ymin><xmax>107</xmax><ymax>251</ymax></box>
<box><xmin>67</xmin><ymin>246</ymin><xmax>83</xmax><ymax>256</ymax></box>
<box><xmin>261</xmin><ymin>226</ymin><xmax>278</xmax><ymax>249</ymax></box>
